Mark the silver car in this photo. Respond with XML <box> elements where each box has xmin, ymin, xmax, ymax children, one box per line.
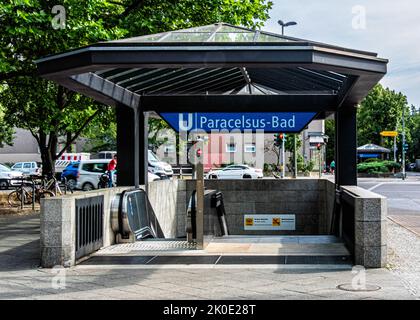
<box><xmin>0</xmin><ymin>164</ymin><xmax>23</xmax><ymax>189</ymax></box>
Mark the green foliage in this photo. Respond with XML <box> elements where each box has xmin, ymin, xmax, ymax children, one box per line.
<box><xmin>284</xmin><ymin>133</ymin><xmax>302</xmax><ymax>152</ymax></box>
<box><xmin>0</xmin><ymin>100</ymin><xmax>14</xmax><ymax>148</ymax></box>
<box><xmin>0</xmin><ymin>0</ymin><xmax>272</xmax><ymax>174</ymax></box>
<box><xmin>357</xmin><ymin>160</ymin><xmax>401</xmax><ymax>174</ymax></box>
<box><xmin>148</xmin><ymin>118</ymin><xmax>170</xmax><ymax>152</ymax></box>
<box><xmin>408</xmin><ymin>107</ymin><xmax>420</xmax><ymax>161</ymax></box>
<box><xmin>357</xmin><ymin>84</ymin><xmax>413</xmax><ymax>161</ymax></box>
<box><xmin>81</xmin><ymin>107</ymin><xmax>117</xmax><ymax>152</ymax></box>
<box><xmin>324</xmin><ymin>118</ymin><xmax>335</xmax><ymax>164</ymax></box>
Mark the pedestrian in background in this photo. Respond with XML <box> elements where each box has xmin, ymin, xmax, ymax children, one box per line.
<box><xmin>107</xmin><ymin>154</ymin><xmax>117</xmax><ymax>187</ymax></box>
<box><xmin>330</xmin><ymin>160</ymin><xmax>335</xmax><ymax>175</ymax></box>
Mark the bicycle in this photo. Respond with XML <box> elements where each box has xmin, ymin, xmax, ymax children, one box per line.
<box><xmin>8</xmin><ymin>177</ymin><xmax>55</xmax><ymax>207</ymax></box>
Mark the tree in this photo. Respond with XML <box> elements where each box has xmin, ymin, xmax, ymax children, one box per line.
<box><xmin>324</xmin><ymin>118</ymin><xmax>335</xmax><ymax>164</ymax></box>
<box><xmin>408</xmin><ymin>106</ymin><xmax>420</xmax><ymax>162</ymax></box>
<box><xmin>0</xmin><ymin>0</ymin><xmax>272</xmax><ymax>176</ymax></box>
<box><xmin>148</xmin><ymin>118</ymin><xmax>170</xmax><ymax>153</ymax></box>
<box><xmin>357</xmin><ymin>84</ymin><xmax>413</xmax><ymax>161</ymax></box>
<box><xmin>80</xmin><ymin>108</ymin><xmax>117</xmax><ymax>153</ymax></box>
<box><xmin>0</xmin><ymin>100</ymin><xmax>14</xmax><ymax>148</ymax></box>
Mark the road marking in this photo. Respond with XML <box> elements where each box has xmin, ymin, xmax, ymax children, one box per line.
<box><xmin>368</xmin><ymin>182</ymin><xmax>386</xmax><ymax>191</ymax></box>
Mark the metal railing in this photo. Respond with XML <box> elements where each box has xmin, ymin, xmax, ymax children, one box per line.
<box><xmin>75</xmin><ymin>195</ymin><xmax>104</xmax><ymax>260</ymax></box>
<box><xmin>172</xmin><ymin>165</ymin><xmax>193</xmax><ymax>177</ymax></box>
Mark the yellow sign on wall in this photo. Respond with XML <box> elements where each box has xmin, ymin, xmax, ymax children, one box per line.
<box><xmin>380</xmin><ymin>131</ymin><xmax>398</xmax><ymax>137</ymax></box>
<box><xmin>272</xmin><ymin>218</ymin><xmax>281</xmax><ymax>227</ymax></box>
<box><xmin>245</xmin><ymin>218</ymin><xmax>254</xmax><ymax>226</ymax></box>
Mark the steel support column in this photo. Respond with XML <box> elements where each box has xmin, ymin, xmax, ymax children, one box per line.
<box><xmin>116</xmin><ymin>104</ymin><xmax>135</xmax><ymax>186</ymax></box>
<box><xmin>116</xmin><ymin>104</ymin><xmax>148</xmax><ymax>187</ymax></box>
<box><xmin>139</xmin><ymin>110</ymin><xmax>149</xmax><ymax>187</ymax></box>
<box><xmin>335</xmin><ymin>106</ymin><xmax>357</xmax><ymax>186</ymax></box>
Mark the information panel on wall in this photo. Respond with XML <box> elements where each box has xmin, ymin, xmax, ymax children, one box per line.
<box><xmin>244</xmin><ymin>214</ymin><xmax>296</xmax><ymax>231</ymax></box>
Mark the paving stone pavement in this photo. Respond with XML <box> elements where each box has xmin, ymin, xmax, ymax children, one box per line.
<box><xmin>0</xmin><ymin>213</ymin><xmax>416</xmax><ymax>300</ymax></box>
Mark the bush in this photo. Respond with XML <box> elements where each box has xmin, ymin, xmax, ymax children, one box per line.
<box><xmin>364</xmin><ymin>158</ymin><xmax>380</xmax><ymax>163</ymax></box>
<box><xmin>357</xmin><ymin>160</ymin><xmax>400</xmax><ymax>174</ymax></box>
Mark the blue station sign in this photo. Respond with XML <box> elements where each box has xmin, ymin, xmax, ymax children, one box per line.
<box><xmin>160</xmin><ymin>112</ymin><xmax>317</xmax><ymax>133</ymax></box>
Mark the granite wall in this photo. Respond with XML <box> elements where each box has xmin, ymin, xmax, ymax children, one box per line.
<box><xmin>184</xmin><ymin>179</ymin><xmax>329</xmax><ymax>236</ymax></box>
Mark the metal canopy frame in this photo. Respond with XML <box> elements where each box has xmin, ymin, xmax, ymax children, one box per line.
<box><xmin>36</xmin><ymin>23</ymin><xmax>387</xmax><ymax>114</ymax></box>
<box><xmin>36</xmin><ymin>22</ymin><xmax>388</xmax><ymax>187</ymax></box>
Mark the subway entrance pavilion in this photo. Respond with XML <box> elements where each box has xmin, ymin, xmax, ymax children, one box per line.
<box><xmin>36</xmin><ymin>24</ymin><xmax>389</xmax><ymax>269</ymax></box>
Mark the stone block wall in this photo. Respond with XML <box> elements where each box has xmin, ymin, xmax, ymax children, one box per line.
<box><xmin>147</xmin><ymin>179</ymin><xmax>186</xmax><ymax>239</ymax></box>
<box><xmin>40</xmin><ymin>187</ymin><xmax>129</xmax><ymax>268</ymax></box>
<box><xmin>185</xmin><ymin>179</ymin><xmax>328</xmax><ymax>236</ymax></box>
<box><xmin>341</xmin><ymin>186</ymin><xmax>387</xmax><ymax>268</ymax></box>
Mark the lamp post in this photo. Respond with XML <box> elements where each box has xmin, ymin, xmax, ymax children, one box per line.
<box><xmin>278</xmin><ymin>20</ymin><xmax>297</xmax><ymax>35</ymax></box>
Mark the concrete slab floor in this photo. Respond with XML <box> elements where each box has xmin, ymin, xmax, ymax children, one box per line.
<box><xmin>0</xmin><ymin>213</ymin><xmax>417</xmax><ymax>300</ymax></box>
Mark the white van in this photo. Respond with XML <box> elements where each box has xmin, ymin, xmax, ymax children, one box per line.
<box><xmin>11</xmin><ymin>161</ymin><xmax>41</xmax><ymax>176</ymax></box>
<box><xmin>94</xmin><ymin>150</ymin><xmax>173</xmax><ymax>179</ymax></box>
<box><xmin>148</xmin><ymin>150</ymin><xmax>174</xmax><ymax>178</ymax></box>
<box><xmin>75</xmin><ymin>159</ymin><xmax>111</xmax><ymax>191</ymax></box>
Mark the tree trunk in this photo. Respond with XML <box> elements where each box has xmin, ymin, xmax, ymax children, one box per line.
<box><xmin>66</xmin><ymin>131</ymin><xmax>73</xmax><ymax>152</ymax></box>
<box><xmin>38</xmin><ymin>131</ymin><xmax>57</xmax><ymax>178</ymax></box>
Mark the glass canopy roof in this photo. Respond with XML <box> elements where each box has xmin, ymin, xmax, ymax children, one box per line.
<box><xmin>108</xmin><ymin>23</ymin><xmax>293</xmax><ymax>43</ymax></box>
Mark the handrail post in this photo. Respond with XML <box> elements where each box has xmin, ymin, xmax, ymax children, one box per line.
<box><xmin>32</xmin><ymin>180</ymin><xmax>35</xmax><ymax>211</ymax></box>
<box><xmin>20</xmin><ymin>178</ymin><xmax>24</xmax><ymax>210</ymax></box>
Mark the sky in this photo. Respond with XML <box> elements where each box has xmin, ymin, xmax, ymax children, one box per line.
<box><xmin>263</xmin><ymin>0</ymin><xmax>420</xmax><ymax>109</ymax></box>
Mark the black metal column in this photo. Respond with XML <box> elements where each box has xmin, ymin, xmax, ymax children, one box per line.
<box><xmin>116</xmin><ymin>104</ymin><xmax>135</xmax><ymax>186</ymax></box>
<box><xmin>138</xmin><ymin>110</ymin><xmax>148</xmax><ymax>186</ymax></box>
<box><xmin>335</xmin><ymin>105</ymin><xmax>357</xmax><ymax>186</ymax></box>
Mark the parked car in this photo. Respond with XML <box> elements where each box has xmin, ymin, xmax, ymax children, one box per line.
<box><xmin>206</xmin><ymin>164</ymin><xmax>263</xmax><ymax>179</ymax></box>
<box><xmin>60</xmin><ymin>161</ymin><xmax>80</xmax><ymax>190</ymax></box>
<box><xmin>148</xmin><ymin>150</ymin><xmax>173</xmax><ymax>179</ymax></box>
<box><xmin>73</xmin><ymin>160</ymin><xmax>111</xmax><ymax>191</ymax></box>
<box><xmin>0</xmin><ymin>164</ymin><xmax>23</xmax><ymax>190</ymax></box>
<box><xmin>408</xmin><ymin>163</ymin><xmax>417</xmax><ymax>171</ymax></box>
<box><xmin>92</xmin><ymin>150</ymin><xmax>173</xmax><ymax>179</ymax></box>
<box><xmin>11</xmin><ymin>161</ymin><xmax>41</xmax><ymax>176</ymax></box>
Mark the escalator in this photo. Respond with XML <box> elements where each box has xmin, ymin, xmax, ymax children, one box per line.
<box><xmin>111</xmin><ymin>188</ymin><xmax>164</xmax><ymax>241</ymax></box>
<box><xmin>111</xmin><ymin>188</ymin><xmax>228</xmax><ymax>244</ymax></box>
<box><xmin>186</xmin><ymin>190</ymin><xmax>229</xmax><ymax>242</ymax></box>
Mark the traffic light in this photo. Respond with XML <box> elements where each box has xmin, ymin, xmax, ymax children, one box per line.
<box><xmin>403</xmin><ymin>143</ymin><xmax>409</xmax><ymax>151</ymax></box>
<box><xmin>317</xmin><ymin>143</ymin><xmax>321</xmax><ymax>150</ymax></box>
<box><xmin>274</xmin><ymin>133</ymin><xmax>280</xmax><ymax>146</ymax></box>
<box><xmin>274</xmin><ymin>133</ymin><xmax>287</xmax><ymax>146</ymax></box>
<box><xmin>196</xmin><ymin>148</ymin><xmax>202</xmax><ymax>158</ymax></box>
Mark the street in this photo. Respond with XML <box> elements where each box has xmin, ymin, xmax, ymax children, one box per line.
<box><xmin>358</xmin><ymin>174</ymin><xmax>420</xmax><ymax>236</ymax></box>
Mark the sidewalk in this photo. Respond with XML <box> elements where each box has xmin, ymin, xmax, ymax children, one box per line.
<box><xmin>0</xmin><ymin>213</ymin><xmax>416</xmax><ymax>300</ymax></box>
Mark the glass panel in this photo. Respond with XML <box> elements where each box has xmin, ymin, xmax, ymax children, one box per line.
<box><xmin>177</xmin><ymin>25</ymin><xmax>217</xmax><ymax>33</ymax></box>
<box><xmin>256</xmin><ymin>33</ymin><xmax>290</xmax><ymax>42</ymax></box>
<box><xmin>212</xmin><ymin>32</ymin><xmax>256</xmax><ymax>42</ymax></box>
<box><xmin>164</xmin><ymin>32</ymin><xmax>213</xmax><ymax>42</ymax></box>
<box><xmin>126</xmin><ymin>34</ymin><xmax>167</xmax><ymax>42</ymax></box>
<box><xmin>218</xmin><ymin>25</ymin><xmax>252</xmax><ymax>33</ymax></box>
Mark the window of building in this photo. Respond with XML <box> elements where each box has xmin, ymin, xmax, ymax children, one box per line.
<box><xmin>225</xmin><ymin>143</ymin><xmax>236</xmax><ymax>153</ymax></box>
<box><xmin>244</xmin><ymin>144</ymin><xmax>256</xmax><ymax>153</ymax></box>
